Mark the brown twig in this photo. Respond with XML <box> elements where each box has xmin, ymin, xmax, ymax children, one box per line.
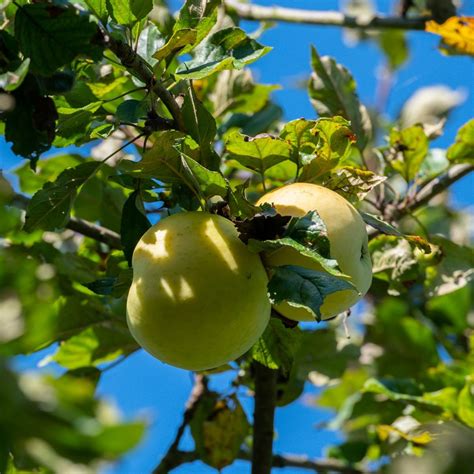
<box><xmin>10</xmin><ymin>193</ymin><xmax>122</xmax><ymax>249</ymax></box>
<box><xmin>252</xmin><ymin>362</ymin><xmax>278</xmax><ymax>474</ymax></box>
<box><xmin>153</xmin><ymin>374</ymin><xmax>208</xmax><ymax>474</ymax></box>
<box><xmin>368</xmin><ymin>163</ymin><xmax>473</xmax><ymax>237</ymax></box>
<box><xmin>152</xmin><ymin>449</ymin><xmax>370</xmax><ymax>473</ymax></box>
<box><xmin>224</xmin><ymin>0</ymin><xmax>429</xmax><ymax>30</ymax></box>
<box><xmin>105</xmin><ymin>36</ymin><xmax>185</xmax><ymax>132</ymax></box>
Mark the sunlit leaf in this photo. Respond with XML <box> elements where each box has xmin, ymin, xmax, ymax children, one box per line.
<box><xmin>426</xmin><ymin>17</ymin><xmax>474</xmax><ymax>56</ymax></box>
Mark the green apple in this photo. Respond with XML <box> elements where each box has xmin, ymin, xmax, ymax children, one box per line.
<box><xmin>257</xmin><ymin>183</ymin><xmax>372</xmax><ymax>321</ymax></box>
<box><xmin>126</xmin><ymin>212</ymin><xmax>271</xmax><ymax>371</ymax></box>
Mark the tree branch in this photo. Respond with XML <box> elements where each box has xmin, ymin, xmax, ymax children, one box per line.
<box><xmin>368</xmin><ymin>164</ymin><xmax>473</xmax><ymax>237</ymax></box>
<box><xmin>154</xmin><ymin>449</ymin><xmax>369</xmax><ymax>473</ymax></box>
<box><xmin>224</xmin><ymin>0</ymin><xmax>428</xmax><ymax>30</ymax></box>
<box><xmin>153</xmin><ymin>374</ymin><xmax>208</xmax><ymax>474</ymax></box>
<box><xmin>105</xmin><ymin>36</ymin><xmax>185</xmax><ymax>132</ymax></box>
<box><xmin>10</xmin><ymin>193</ymin><xmax>122</xmax><ymax>249</ymax></box>
<box><xmin>400</xmin><ymin>163</ymin><xmax>474</xmax><ymax>216</ymax></box>
<box><xmin>252</xmin><ymin>362</ymin><xmax>277</xmax><ymax>474</ymax></box>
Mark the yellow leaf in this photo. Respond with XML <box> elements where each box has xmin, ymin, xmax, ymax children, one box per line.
<box><xmin>426</xmin><ymin>17</ymin><xmax>474</xmax><ymax>56</ymax></box>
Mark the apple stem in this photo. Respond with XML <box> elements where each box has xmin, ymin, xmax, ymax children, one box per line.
<box><xmin>252</xmin><ymin>362</ymin><xmax>278</xmax><ymax>474</ymax></box>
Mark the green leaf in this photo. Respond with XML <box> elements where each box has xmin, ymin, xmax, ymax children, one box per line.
<box><xmin>389</xmin><ymin>125</ymin><xmax>429</xmax><ymax>181</ymax></box>
<box><xmin>137</xmin><ymin>24</ymin><xmax>165</xmax><ymax>65</ymax></box>
<box><xmin>172</xmin><ymin>0</ymin><xmax>219</xmax><ymax>55</ymax></box>
<box><xmin>378</xmin><ymin>30</ymin><xmax>409</xmax><ymax>70</ymax></box>
<box><xmin>447</xmin><ymin>119</ymin><xmax>474</xmax><ymax>164</ymax></box>
<box><xmin>15</xmin><ymin>154</ymin><xmax>82</xmax><ymax>194</ymax></box>
<box><xmin>14</xmin><ymin>4</ymin><xmax>102</xmax><ymax>76</ymax></box>
<box><xmin>267</xmin><ymin>265</ymin><xmax>355</xmax><ymax>321</ymax></box>
<box><xmin>295</xmin><ymin>329</ymin><xmax>360</xmax><ymax>379</ymax></box>
<box><xmin>285</xmin><ymin>211</ymin><xmax>332</xmax><ymax>258</ymax></box>
<box><xmin>116</xmin><ymin>99</ymin><xmax>148</xmax><ymax>123</ymax></box>
<box><xmin>175</xmin><ymin>27</ymin><xmax>271</xmax><ymax>80</ymax></box>
<box><xmin>361</xmin><ymin>212</ymin><xmax>403</xmax><ymax>237</ymax></box>
<box><xmin>191</xmin><ymin>394</ymin><xmax>249</xmax><ymax>470</ymax></box>
<box><xmin>5</xmin><ymin>75</ymin><xmax>58</xmax><ymax>163</ymax></box>
<box><xmin>225</xmin><ymin>132</ymin><xmax>291</xmax><ymax>175</ymax></box>
<box><xmin>324</xmin><ymin>167</ymin><xmax>386</xmax><ymax>202</ymax></box>
<box><xmin>309</xmin><ymin>46</ymin><xmax>371</xmax><ymax>149</ymax></box>
<box><xmin>425</xmin><ymin>235</ymin><xmax>474</xmax><ymax>297</ymax></box>
<box><xmin>24</xmin><ymin>162</ymin><xmax>99</xmax><ymax>232</ymax></box>
<box><xmin>128</xmin><ymin>131</ymin><xmax>228</xmax><ymax>199</ymax></box>
<box><xmin>182</xmin><ymin>84</ymin><xmax>218</xmax><ymax>170</ymax></box>
<box><xmin>0</xmin><ymin>58</ymin><xmax>29</xmax><ymax>92</ymax></box>
<box><xmin>457</xmin><ymin>380</ymin><xmax>474</xmax><ymax>428</ymax></box>
<box><xmin>280</xmin><ymin>118</ymin><xmax>318</xmax><ymax>163</ymax></box>
<box><xmin>107</xmin><ymin>0</ymin><xmax>152</xmax><ymax>25</ymax></box>
<box><xmin>52</xmin><ymin>325</ymin><xmax>137</xmax><ymax>369</ymax></box>
<box><xmin>298</xmin><ymin>117</ymin><xmax>356</xmax><ymax>181</ymax></box>
<box><xmin>84</xmin><ymin>0</ymin><xmax>108</xmax><ymax>20</ymax></box>
<box><xmin>153</xmin><ymin>29</ymin><xmax>197</xmax><ymax>61</ymax></box>
<box><xmin>252</xmin><ymin>318</ymin><xmax>301</xmax><ymax>374</ymax></box>
<box><xmin>248</xmin><ymin>238</ymin><xmax>340</xmax><ymax>276</ymax></box>
<box><xmin>120</xmin><ymin>190</ymin><xmax>151</xmax><ymax>266</ymax></box>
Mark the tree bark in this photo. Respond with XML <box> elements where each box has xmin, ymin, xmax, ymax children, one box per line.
<box><xmin>252</xmin><ymin>362</ymin><xmax>278</xmax><ymax>474</ymax></box>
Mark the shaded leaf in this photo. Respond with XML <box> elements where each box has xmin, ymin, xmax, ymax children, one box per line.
<box><xmin>252</xmin><ymin>318</ymin><xmax>301</xmax><ymax>374</ymax></box>
<box><xmin>24</xmin><ymin>162</ymin><xmax>99</xmax><ymax>232</ymax></box>
<box><xmin>120</xmin><ymin>190</ymin><xmax>151</xmax><ymax>266</ymax></box>
<box><xmin>0</xmin><ymin>57</ymin><xmax>29</xmax><ymax>92</ymax></box>
<box><xmin>14</xmin><ymin>4</ymin><xmax>102</xmax><ymax>75</ymax></box>
<box><xmin>268</xmin><ymin>265</ymin><xmax>355</xmax><ymax>321</ymax></box>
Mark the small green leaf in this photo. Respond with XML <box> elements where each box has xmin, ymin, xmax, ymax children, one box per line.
<box><xmin>361</xmin><ymin>211</ymin><xmax>403</xmax><ymax>236</ymax></box>
<box><xmin>14</xmin><ymin>4</ymin><xmax>102</xmax><ymax>75</ymax></box>
<box><xmin>116</xmin><ymin>99</ymin><xmax>148</xmax><ymax>123</ymax></box>
<box><xmin>447</xmin><ymin>119</ymin><xmax>474</xmax><ymax>164</ymax></box>
<box><xmin>309</xmin><ymin>46</ymin><xmax>371</xmax><ymax>150</ymax></box>
<box><xmin>182</xmin><ymin>85</ymin><xmax>219</xmax><ymax>170</ymax></box>
<box><xmin>268</xmin><ymin>265</ymin><xmax>355</xmax><ymax>321</ymax></box>
<box><xmin>389</xmin><ymin>125</ymin><xmax>429</xmax><ymax>181</ymax></box>
<box><xmin>107</xmin><ymin>0</ymin><xmax>152</xmax><ymax>25</ymax></box>
<box><xmin>225</xmin><ymin>132</ymin><xmax>291</xmax><ymax>175</ymax></box>
<box><xmin>84</xmin><ymin>0</ymin><xmax>108</xmax><ymax>20</ymax></box>
<box><xmin>175</xmin><ymin>27</ymin><xmax>271</xmax><ymax>80</ymax></box>
<box><xmin>120</xmin><ymin>190</ymin><xmax>151</xmax><ymax>266</ymax></box>
<box><xmin>280</xmin><ymin>118</ymin><xmax>318</xmax><ymax>163</ymax></box>
<box><xmin>298</xmin><ymin>117</ymin><xmax>356</xmax><ymax>181</ymax></box>
<box><xmin>24</xmin><ymin>161</ymin><xmax>99</xmax><ymax>232</ymax></box>
<box><xmin>252</xmin><ymin>318</ymin><xmax>301</xmax><ymax>374</ymax></box>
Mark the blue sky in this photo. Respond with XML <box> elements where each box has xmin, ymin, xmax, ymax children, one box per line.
<box><xmin>4</xmin><ymin>1</ymin><xmax>474</xmax><ymax>473</ymax></box>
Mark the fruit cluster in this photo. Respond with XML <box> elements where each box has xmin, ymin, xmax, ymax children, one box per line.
<box><xmin>126</xmin><ymin>184</ymin><xmax>372</xmax><ymax>370</ymax></box>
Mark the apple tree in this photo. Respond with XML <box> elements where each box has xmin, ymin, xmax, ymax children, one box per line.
<box><xmin>1</xmin><ymin>1</ymin><xmax>473</xmax><ymax>473</ymax></box>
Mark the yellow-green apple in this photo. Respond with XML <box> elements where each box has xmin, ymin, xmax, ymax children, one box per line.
<box><xmin>126</xmin><ymin>212</ymin><xmax>270</xmax><ymax>370</ymax></box>
<box><xmin>257</xmin><ymin>183</ymin><xmax>372</xmax><ymax>321</ymax></box>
